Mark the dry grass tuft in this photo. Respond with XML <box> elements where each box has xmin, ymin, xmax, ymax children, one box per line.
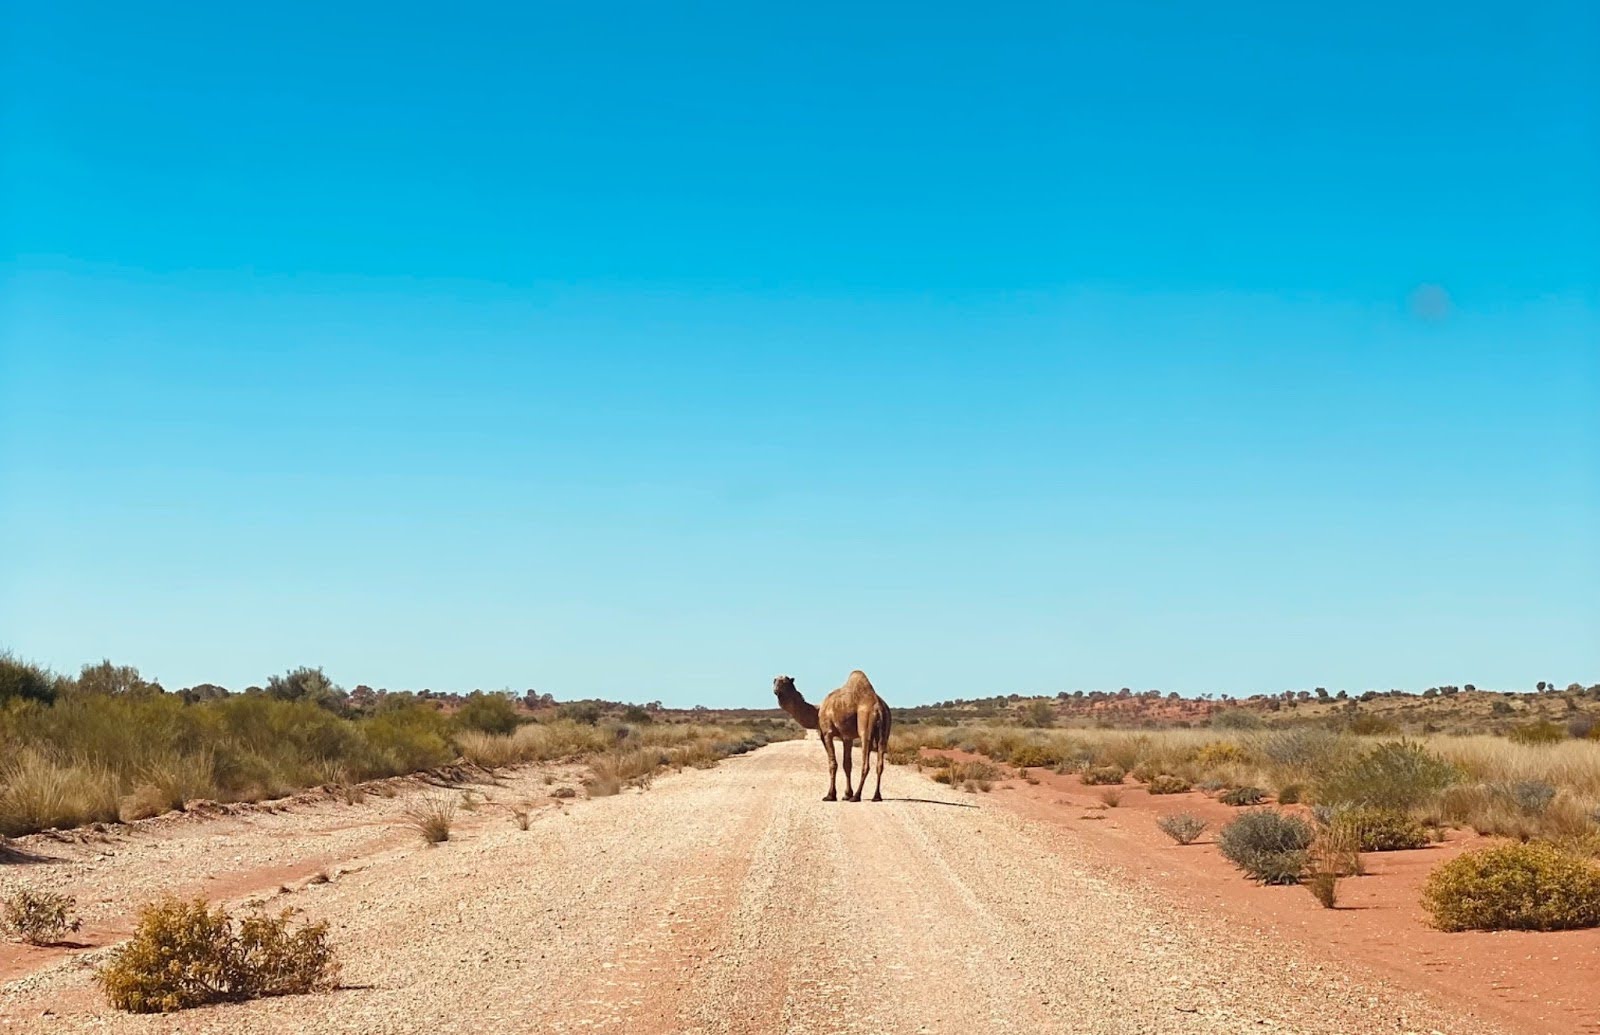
<box><xmin>1156</xmin><ymin>813</ymin><xmax>1208</xmax><ymax>845</ymax></box>
<box><xmin>404</xmin><ymin>795</ymin><xmax>457</xmax><ymax>843</ymax></box>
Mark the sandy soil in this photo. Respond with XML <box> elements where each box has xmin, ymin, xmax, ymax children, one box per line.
<box><xmin>0</xmin><ymin>739</ymin><xmax>1520</xmax><ymax>1034</ymax></box>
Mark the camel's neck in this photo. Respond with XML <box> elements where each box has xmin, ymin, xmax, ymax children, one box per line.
<box><xmin>777</xmin><ymin>691</ymin><xmax>820</xmax><ymax>730</ymax></box>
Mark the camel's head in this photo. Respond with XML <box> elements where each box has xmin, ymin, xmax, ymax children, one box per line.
<box><xmin>772</xmin><ymin>674</ymin><xmax>819</xmax><ymax>729</ymax></box>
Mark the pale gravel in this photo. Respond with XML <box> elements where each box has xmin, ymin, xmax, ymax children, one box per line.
<box><xmin>0</xmin><ymin>738</ymin><xmax>1507</xmax><ymax>1034</ymax></box>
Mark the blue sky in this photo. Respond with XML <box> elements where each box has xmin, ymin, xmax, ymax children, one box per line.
<box><xmin>3</xmin><ymin>2</ymin><xmax>1596</xmax><ymax>705</ymax></box>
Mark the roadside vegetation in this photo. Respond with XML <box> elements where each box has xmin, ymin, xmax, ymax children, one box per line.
<box><xmin>2</xmin><ymin>888</ymin><xmax>81</xmax><ymax>945</ymax></box>
<box><xmin>0</xmin><ymin>652</ymin><xmax>796</xmax><ymax>838</ymax></box>
<box><xmin>96</xmin><ymin>898</ymin><xmax>339</xmax><ymax>1013</ymax></box>
<box><xmin>889</xmin><ymin>708</ymin><xmax>1600</xmax><ymax>930</ymax></box>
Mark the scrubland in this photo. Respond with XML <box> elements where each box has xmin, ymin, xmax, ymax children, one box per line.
<box><xmin>0</xmin><ymin>654</ymin><xmax>792</xmax><ymax>839</ymax></box>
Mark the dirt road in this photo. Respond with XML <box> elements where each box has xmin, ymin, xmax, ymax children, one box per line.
<box><xmin>2</xmin><ymin>739</ymin><xmax>1507</xmax><ymax>1034</ymax></box>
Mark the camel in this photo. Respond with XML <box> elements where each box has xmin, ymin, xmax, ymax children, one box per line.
<box><xmin>772</xmin><ymin>670</ymin><xmax>892</xmax><ymax>802</ymax></box>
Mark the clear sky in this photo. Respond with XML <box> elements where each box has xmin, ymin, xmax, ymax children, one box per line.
<box><xmin>2</xmin><ymin>3</ymin><xmax>1597</xmax><ymax>705</ymax></box>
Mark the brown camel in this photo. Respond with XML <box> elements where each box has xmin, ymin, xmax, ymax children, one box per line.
<box><xmin>773</xmin><ymin>670</ymin><xmax>892</xmax><ymax>802</ymax></box>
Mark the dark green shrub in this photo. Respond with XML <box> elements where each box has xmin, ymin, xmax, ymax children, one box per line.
<box><xmin>1146</xmin><ymin>774</ymin><xmax>1190</xmax><ymax>794</ymax></box>
<box><xmin>1220</xmin><ymin>786</ymin><xmax>1265</xmax><ymax>806</ymax></box>
<box><xmin>1218</xmin><ymin>810</ymin><xmax>1314</xmax><ymax>884</ymax></box>
<box><xmin>1423</xmin><ymin>843</ymin><xmax>1600</xmax><ymax>931</ymax></box>
<box><xmin>556</xmin><ymin>702</ymin><xmax>603</xmax><ymax>725</ymax></box>
<box><xmin>0</xmin><ymin>653</ymin><xmax>58</xmax><ymax>705</ymax></box>
<box><xmin>1276</xmin><ymin>784</ymin><xmax>1304</xmax><ymax>804</ymax></box>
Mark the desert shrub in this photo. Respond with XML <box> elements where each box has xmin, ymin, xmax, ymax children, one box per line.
<box><xmin>1018</xmin><ymin>699</ymin><xmax>1055</xmax><ymax>728</ymax></box>
<box><xmin>1081</xmin><ymin>766</ymin><xmax>1125</xmax><ymax>786</ymax></box>
<box><xmin>2</xmin><ymin>889</ymin><xmax>81</xmax><ymax>945</ymax></box>
<box><xmin>1194</xmin><ymin>742</ymin><xmax>1249</xmax><ymax>767</ymax></box>
<box><xmin>555</xmin><ymin>702</ymin><xmax>603</xmax><ymax>725</ymax></box>
<box><xmin>404</xmin><ymin>795</ymin><xmax>456</xmax><ymax>843</ymax></box>
<box><xmin>454</xmin><ymin>730</ymin><xmax>522</xmax><ymax>768</ymax></box>
<box><xmin>885</xmin><ymin>746</ymin><xmax>921</xmax><ymax>766</ymax></box>
<box><xmin>1498</xmin><ymin>780</ymin><xmax>1558</xmax><ymax>815</ymax></box>
<box><xmin>1220</xmin><ymin>786</ymin><xmax>1265</xmax><ymax>806</ymax></box>
<box><xmin>1099</xmin><ymin>788</ymin><xmax>1123</xmax><ymax>807</ymax></box>
<box><xmin>1157</xmin><ymin>814</ymin><xmax>1208</xmax><ymax>845</ymax></box>
<box><xmin>1422</xmin><ymin>843</ymin><xmax>1600</xmax><ymax>931</ymax></box>
<box><xmin>1338</xmin><ymin>806</ymin><xmax>1428</xmax><ymax>851</ymax></box>
<box><xmin>1316</xmin><ymin>740</ymin><xmax>1458</xmax><ymax>812</ymax></box>
<box><xmin>0</xmin><ymin>750</ymin><xmax>120</xmax><ymax>835</ymax></box>
<box><xmin>0</xmin><ymin>653</ymin><xmax>59</xmax><ymax>705</ymax></box>
<box><xmin>1097</xmin><ymin>735</ymin><xmax>1151</xmax><ymax>772</ymax></box>
<box><xmin>1252</xmin><ymin>727</ymin><xmax>1347</xmax><ymax>777</ymax></box>
<box><xmin>359</xmin><ymin>704</ymin><xmax>454</xmax><ymax>774</ymax></box>
<box><xmin>1345</xmin><ymin>714</ymin><xmax>1399</xmax><ymax>735</ymax></box>
<box><xmin>1211</xmin><ymin>709</ymin><xmax>1263</xmax><ymax>730</ymax></box>
<box><xmin>1508</xmin><ymin>721</ymin><xmax>1567</xmax><ymax>746</ymax></box>
<box><xmin>1304</xmin><ymin>870</ymin><xmax>1339</xmax><ymax>908</ymax></box>
<box><xmin>1312</xmin><ymin>815</ymin><xmax>1363</xmax><ymax>878</ymax></box>
<box><xmin>1008</xmin><ymin>743</ymin><xmax>1060</xmax><ymax>769</ymax></box>
<box><xmin>1129</xmin><ymin>760</ymin><xmax>1162</xmax><ymax>783</ymax></box>
<box><xmin>452</xmin><ymin>692</ymin><xmax>521</xmax><ymax>736</ymax></box>
<box><xmin>1146</xmin><ymin>774</ymin><xmax>1190</xmax><ymax>794</ymax></box>
<box><xmin>1276</xmin><ymin>783</ymin><xmax>1304</xmax><ymax>804</ymax></box>
<box><xmin>97</xmin><ymin>898</ymin><xmax>339</xmax><ymax>1013</ymax></box>
<box><xmin>1218</xmin><ymin>810</ymin><xmax>1314</xmax><ymax>884</ymax></box>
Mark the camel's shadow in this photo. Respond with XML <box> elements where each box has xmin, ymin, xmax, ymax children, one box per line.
<box><xmin>881</xmin><ymin>797</ymin><xmax>978</xmax><ymax>809</ymax></box>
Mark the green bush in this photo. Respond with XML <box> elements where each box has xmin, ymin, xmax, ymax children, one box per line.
<box><xmin>453</xmin><ymin>692</ymin><xmax>521</xmax><ymax>736</ymax></box>
<box><xmin>1316</xmin><ymin>740</ymin><xmax>1458</xmax><ymax>811</ymax></box>
<box><xmin>1081</xmin><ymin>766</ymin><xmax>1125</xmax><ymax>786</ymax></box>
<box><xmin>1218</xmin><ymin>810</ymin><xmax>1314</xmax><ymax>884</ymax></box>
<box><xmin>1276</xmin><ymin>783</ymin><xmax>1304</xmax><ymax>805</ymax></box>
<box><xmin>1219</xmin><ymin>786</ymin><xmax>1265</xmax><ymax>806</ymax></box>
<box><xmin>1423</xmin><ymin>843</ymin><xmax>1600</xmax><ymax>931</ymax></box>
<box><xmin>97</xmin><ymin>898</ymin><xmax>339</xmax><ymax>1013</ymax></box>
<box><xmin>1338</xmin><ymin>806</ymin><xmax>1429</xmax><ymax>851</ymax></box>
<box><xmin>1146</xmin><ymin>774</ymin><xmax>1191</xmax><ymax>794</ymax></box>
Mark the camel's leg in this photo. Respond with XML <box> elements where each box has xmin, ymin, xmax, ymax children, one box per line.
<box><xmin>871</xmin><ymin>737</ymin><xmax>885</xmax><ymax>802</ymax></box>
<box><xmin>841</xmin><ymin>738</ymin><xmax>856</xmax><ymax>802</ymax></box>
<box><xmin>821</xmin><ymin>733</ymin><xmax>839</xmax><ymax>801</ymax></box>
<box><xmin>853</xmin><ymin>705</ymin><xmax>880</xmax><ymax>802</ymax></box>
